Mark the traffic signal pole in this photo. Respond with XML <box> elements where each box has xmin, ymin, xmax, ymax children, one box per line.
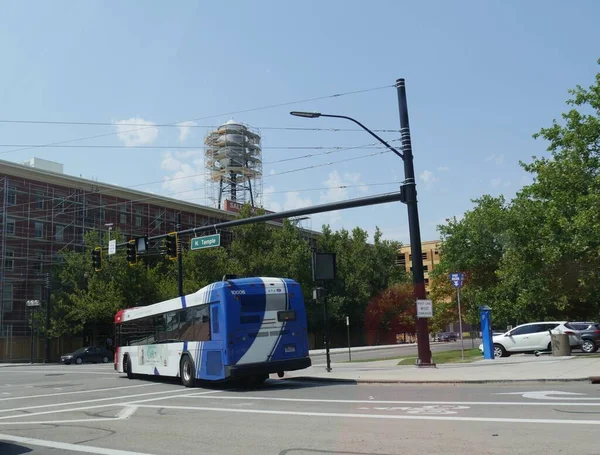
<box><xmin>177</xmin><ymin>213</ymin><xmax>183</xmax><ymax>297</ymax></box>
<box><xmin>396</xmin><ymin>78</ymin><xmax>433</xmax><ymax>366</ymax></box>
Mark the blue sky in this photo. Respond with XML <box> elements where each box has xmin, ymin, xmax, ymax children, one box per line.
<box><xmin>1</xmin><ymin>0</ymin><xmax>599</xmax><ymax>243</ymax></box>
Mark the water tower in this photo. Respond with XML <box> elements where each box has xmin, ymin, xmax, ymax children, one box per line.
<box><xmin>204</xmin><ymin>119</ymin><xmax>263</xmax><ymax>210</ymax></box>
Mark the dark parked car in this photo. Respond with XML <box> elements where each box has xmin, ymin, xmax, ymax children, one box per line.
<box><xmin>61</xmin><ymin>346</ymin><xmax>113</xmax><ymax>365</ymax></box>
<box><xmin>566</xmin><ymin>322</ymin><xmax>600</xmax><ymax>353</ymax></box>
<box><xmin>436</xmin><ymin>332</ymin><xmax>458</xmax><ymax>342</ymax></box>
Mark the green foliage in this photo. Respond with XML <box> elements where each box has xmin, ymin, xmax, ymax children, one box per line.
<box><xmin>435</xmin><ymin>61</ymin><xmax>600</xmax><ymax>327</ymax></box>
<box><xmin>48</xmin><ymin>204</ymin><xmax>406</xmax><ymax>338</ymax></box>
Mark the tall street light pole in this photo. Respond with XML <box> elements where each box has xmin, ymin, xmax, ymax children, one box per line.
<box><xmin>290</xmin><ymin>78</ymin><xmax>433</xmax><ymax>366</ymax></box>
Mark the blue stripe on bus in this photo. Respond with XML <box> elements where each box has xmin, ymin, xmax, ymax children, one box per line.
<box><xmin>153</xmin><ymin>367</ymin><xmax>160</xmax><ymax>375</ymax></box>
<box><xmin>183</xmin><ymin>341</ymin><xmax>188</xmax><ymax>352</ymax></box>
<box><xmin>181</xmin><ymin>295</ymin><xmax>187</xmax><ymax>309</ymax></box>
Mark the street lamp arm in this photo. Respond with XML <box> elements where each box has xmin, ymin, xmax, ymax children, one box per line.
<box><xmin>290</xmin><ymin>112</ymin><xmax>404</xmax><ymax>160</ymax></box>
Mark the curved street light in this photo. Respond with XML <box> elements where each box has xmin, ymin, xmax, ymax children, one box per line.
<box><xmin>290</xmin><ymin>79</ymin><xmax>433</xmax><ymax>366</ymax></box>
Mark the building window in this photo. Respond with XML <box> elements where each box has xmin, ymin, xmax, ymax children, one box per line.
<box><xmin>35</xmin><ymin>191</ymin><xmax>44</xmax><ymax>209</ymax></box>
<box><xmin>55</xmin><ymin>196</ymin><xmax>65</xmax><ymax>212</ymax></box>
<box><xmin>135</xmin><ymin>209</ymin><xmax>142</xmax><ymax>227</ymax></box>
<box><xmin>424</xmin><ymin>278</ymin><xmax>430</xmax><ymax>286</ymax></box>
<box><xmin>423</xmin><ymin>265</ymin><xmax>429</xmax><ymax>272</ymax></box>
<box><xmin>6</xmin><ymin>218</ymin><xmax>15</xmax><ymax>235</ymax></box>
<box><xmin>4</xmin><ymin>250</ymin><xmax>14</xmax><ymax>271</ymax></box>
<box><xmin>120</xmin><ymin>212</ymin><xmax>127</xmax><ymax>224</ymax></box>
<box><xmin>2</xmin><ymin>283</ymin><xmax>13</xmax><ymax>313</ymax></box>
<box><xmin>35</xmin><ymin>252</ymin><xmax>44</xmax><ymax>272</ymax></box>
<box><xmin>434</xmin><ymin>249</ymin><xmax>439</xmax><ymax>255</ymax></box>
<box><xmin>7</xmin><ymin>187</ymin><xmax>17</xmax><ymax>206</ymax></box>
<box><xmin>55</xmin><ymin>224</ymin><xmax>65</xmax><ymax>241</ymax></box>
<box><xmin>34</xmin><ymin>222</ymin><xmax>44</xmax><ymax>238</ymax></box>
<box><xmin>422</xmin><ymin>252</ymin><xmax>428</xmax><ymax>260</ymax></box>
<box><xmin>33</xmin><ymin>285</ymin><xmax>42</xmax><ymax>301</ymax></box>
<box><xmin>99</xmin><ymin>208</ymin><xmax>105</xmax><ymax>222</ymax></box>
<box><xmin>188</xmin><ymin>215</ymin><xmax>194</xmax><ymax>225</ymax></box>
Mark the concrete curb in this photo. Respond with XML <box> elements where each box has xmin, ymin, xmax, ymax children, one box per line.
<box><xmin>285</xmin><ymin>375</ymin><xmax>593</xmax><ymax>385</ymax></box>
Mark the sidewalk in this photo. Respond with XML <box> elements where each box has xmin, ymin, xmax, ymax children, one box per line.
<box><xmin>283</xmin><ymin>354</ymin><xmax>600</xmax><ymax>384</ymax></box>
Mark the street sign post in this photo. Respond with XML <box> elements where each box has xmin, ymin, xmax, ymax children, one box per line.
<box><xmin>449</xmin><ymin>272</ymin><xmax>465</xmax><ymax>360</ymax></box>
<box><xmin>108</xmin><ymin>240</ymin><xmax>116</xmax><ymax>256</ymax></box>
<box><xmin>190</xmin><ymin>233</ymin><xmax>221</xmax><ymax>250</ymax></box>
<box><xmin>416</xmin><ymin>299</ymin><xmax>433</xmax><ymax>318</ymax></box>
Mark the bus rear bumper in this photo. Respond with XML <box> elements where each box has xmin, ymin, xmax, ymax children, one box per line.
<box><xmin>226</xmin><ymin>357</ymin><xmax>311</xmax><ymax>378</ymax></box>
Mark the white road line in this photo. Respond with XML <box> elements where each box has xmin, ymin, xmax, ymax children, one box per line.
<box><xmin>0</xmin><ymin>383</ymin><xmax>157</xmax><ymax>403</ymax></box>
<box><xmin>0</xmin><ymin>389</ymin><xmax>195</xmax><ymax>419</ymax></box>
<box><xmin>116</xmin><ymin>405</ymin><xmax>138</xmax><ymax>420</ymax></box>
<box><xmin>0</xmin><ymin>389</ymin><xmax>220</xmax><ymax>423</ymax></box>
<box><xmin>134</xmin><ymin>404</ymin><xmax>600</xmax><ymax>425</ymax></box>
<box><xmin>0</xmin><ymin>369</ymin><xmax>118</xmax><ymax>375</ymax></box>
<box><xmin>187</xmin><ymin>395</ymin><xmax>600</xmax><ymax>407</ymax></box>
<box><xmin>0</xmin><ymin>406</ymin><xmax>141</xmax><ymax>426</ymax></box>
<box><xmin>0</xmin><ymin>433</ymin><xmax>156</xmax><ymax>455</ymax></box>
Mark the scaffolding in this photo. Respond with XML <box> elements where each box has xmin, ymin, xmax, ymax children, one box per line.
<box><xmin>204</xmin><ymin>119</ymin><xmax>263</xmax><ymax>209</ymax></box>
<box><xmin>0</xmin><ymin>170</ymin><xmax>231</xmax><ymax>362</ymax></box>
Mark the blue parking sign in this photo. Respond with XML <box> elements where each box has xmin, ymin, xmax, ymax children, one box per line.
<box><xmin>450</xmin><ymin>272</ymin><xmax>463</xmax><ymax>288</ymax></box>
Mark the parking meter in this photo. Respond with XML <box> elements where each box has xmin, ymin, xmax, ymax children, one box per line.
<box><xmin>479</xmin><ymin>305</ymin><xmax>494</xmax><ymax>360</ymax></box>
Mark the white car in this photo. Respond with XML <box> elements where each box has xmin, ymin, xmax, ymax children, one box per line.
<box><xmin>479</xmin><ymin>321</ymin><xmax>583</xmax><ymax>358</ymax></box>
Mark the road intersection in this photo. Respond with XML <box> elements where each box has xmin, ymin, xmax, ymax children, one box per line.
<box><xmin>0</xmin><ymin>363</ymin><xmax>599</xmax><ymax>454</ymax></box>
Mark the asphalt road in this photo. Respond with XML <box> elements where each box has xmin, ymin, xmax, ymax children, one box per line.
<box><xmin>0</xmin><ymin>363</ymin><xmax>598</xmax><ymax>455</ymax></box>
<box><xmin>313</xmin><ymin>339</ymin><xmax>480</xmax><ymax>363</ymax></box>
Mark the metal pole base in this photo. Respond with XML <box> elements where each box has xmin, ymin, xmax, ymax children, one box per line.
<box><xmin>415</xmin><ymin>361</ymin><xmax>437</xmax><ymax>368</ymax></box>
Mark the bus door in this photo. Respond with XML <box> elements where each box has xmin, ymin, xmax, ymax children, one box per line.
<box><xmin>201</xmin><ymin>303</ymin><xmax>224</xmax><ymax>380</ymax></box>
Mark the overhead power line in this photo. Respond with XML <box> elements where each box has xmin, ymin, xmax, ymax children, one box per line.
<box><xmin>0</xmin><ymin>119</ymin><xmax>399</xmax><ymax>133</ymax></box>
<box><xmin>0</xmin><ymin>84</ymin><xmax>394</xmax><ymax>156</ymax></box>
<box><xmin>1</xmin><ymin>140</ymin><xmax>390</xmax><ymax>213</ymax></box>
<box><xmin>2</xmin><ymin>148</ymin><xmax>395</xmax><ymax>222</ymax></box>
<box><xmin>0</xmin><ymin>144</ymin><xmax>389</xmax><ymax>151</ymax></box>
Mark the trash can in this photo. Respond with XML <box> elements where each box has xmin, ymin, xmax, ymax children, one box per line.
<box><xmin>551</xmin><ymin>333</ymin><xmax>570</xmax><ymax>356</ymax></box>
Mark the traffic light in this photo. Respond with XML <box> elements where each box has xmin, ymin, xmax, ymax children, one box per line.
<box><xmin>91</xmin><ymin>247</ymin><xmax>102</xmax><ymax>271</ymax></box>
<box><xmin>165</xmin><ymin>232</ymin><xmax>178</xmax><ymax>260</ymax></box>
<box><xmin>126</xmin><ymin>240</ymin><xmax>137</xmax><ymax>266</ymax></box>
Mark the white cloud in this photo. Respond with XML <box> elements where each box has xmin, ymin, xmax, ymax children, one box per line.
<box><xmin>485</xmin><ymin>154</ymin><xmax>505</xmax><ymax>165</ymax></box>
<box><xmin>114</xmin><ymin>117</ymin><xmax>158</xmax><ymax>146</ymax></box>
<box><xmin>177</xmin><ymin>121</ymin><xmax>197</xmax><ymax>142</ymax></box>
<box><xmin>436</xmin><ymin>166</ymin><xmax>450</xmax><ymax>172</ymax></box>
<box><xmin>490</xmin><ymin>177</ymin><xmax>513</xmax><ymax>190</ymax></box>
<box><xmin>320</xmin><ymin>171</ymin><xmax>348</xmax><ymax>204</ymax></box>
<box><xmin>160</xmin><ymin>151</ymin><xmax>206</xmax><ymax>204</ymax></box>
<box><xmin>419</xmin><ymin>169</ymin><xmax>439</xmax><ymax>189</ymax></box>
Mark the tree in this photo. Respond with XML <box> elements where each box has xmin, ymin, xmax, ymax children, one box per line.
<box><xmin>434</xmin><ymin>195</ymin><xmax>511</xmax><ymax>327</ymax></box>
<box><xmin>435</xmin><ymin>61</ymin><xmax>600</xmax><ymax>325</ymax></box>
<box><xmin>497</xmin><ymin>61</ymin><xmax>600</xmax><ymax>322</ymax></box>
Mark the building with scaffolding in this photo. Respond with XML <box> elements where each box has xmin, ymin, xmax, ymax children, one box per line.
<box><xmin>204</xmin><ymin>119</ymin><xmax>263</xmax><ymax>210</ymax></box>
<box><xmin>0</xmin><ymin>157</ymin><xmax>292</xmax><ymax>362</ymax></box>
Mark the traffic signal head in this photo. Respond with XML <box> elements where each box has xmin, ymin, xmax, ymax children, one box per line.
<box><xmin>91</xmin><ymin>247</ymin><xmax>102</xmax><ymax>271</ymax></box>
<box><xmin>126</xmin><ymin>240</ymin><xmax>137</xmax><ymax>266</ymax></box>
<box><xmin>165</xmin><ymin>232</ymin><xmax>178</xmax><ymax>260</ymax></box>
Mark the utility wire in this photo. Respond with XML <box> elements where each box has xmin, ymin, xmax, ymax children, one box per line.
<box><xmin>1</xmin><ymin>141</ymin><xmax>394</xmax><ymax>212</ymax></box>
<box><xmin>2</xmin><ymin>148</ymin><xmax>395</xmax><ymax>222</ymax></box>
<box><xmin>0</xmin><ymin>119</ymin><xmax>399</xmax><ymax>133</ymax></box>
<box><xmin>0</xmin><ymin>84</ymin><xmax>394</xmax><ymax>156</ymax></box>
<box><xmin>0</xmin><ymin>144</ymin><xmax>387</xmax><ymax>150</ymax></box>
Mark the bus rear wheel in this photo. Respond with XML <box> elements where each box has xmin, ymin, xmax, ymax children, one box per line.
<box><xmin>125</xmin><ymin>356</ymin><xmax>136</xmax><ymax>379</ymax></box>
<box><xmin>180</xmin><ymin>355</ymin><xmax>196</xmax><ymax>388</ymax></box>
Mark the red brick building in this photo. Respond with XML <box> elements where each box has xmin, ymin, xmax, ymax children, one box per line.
<box><xmin>0</xmin><ymin>158</ymin><xmax>295</xmax><ymax>361</ymax></box>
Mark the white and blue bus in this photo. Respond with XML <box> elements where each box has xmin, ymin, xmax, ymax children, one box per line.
<box><xmin>114</xmin><ymin>276</ymin><xmax>311</xmax><ymax>386</ymax></box>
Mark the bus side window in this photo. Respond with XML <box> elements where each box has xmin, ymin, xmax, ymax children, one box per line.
<box><xmin>211</xmin><ymin>306</ymin><xmax>219</xmax><ymax>334</ymax></box>
<box><xmin>154</xmin><ymin>315</ymin><xmax>167</xmax><ymax>343</ymax></box>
